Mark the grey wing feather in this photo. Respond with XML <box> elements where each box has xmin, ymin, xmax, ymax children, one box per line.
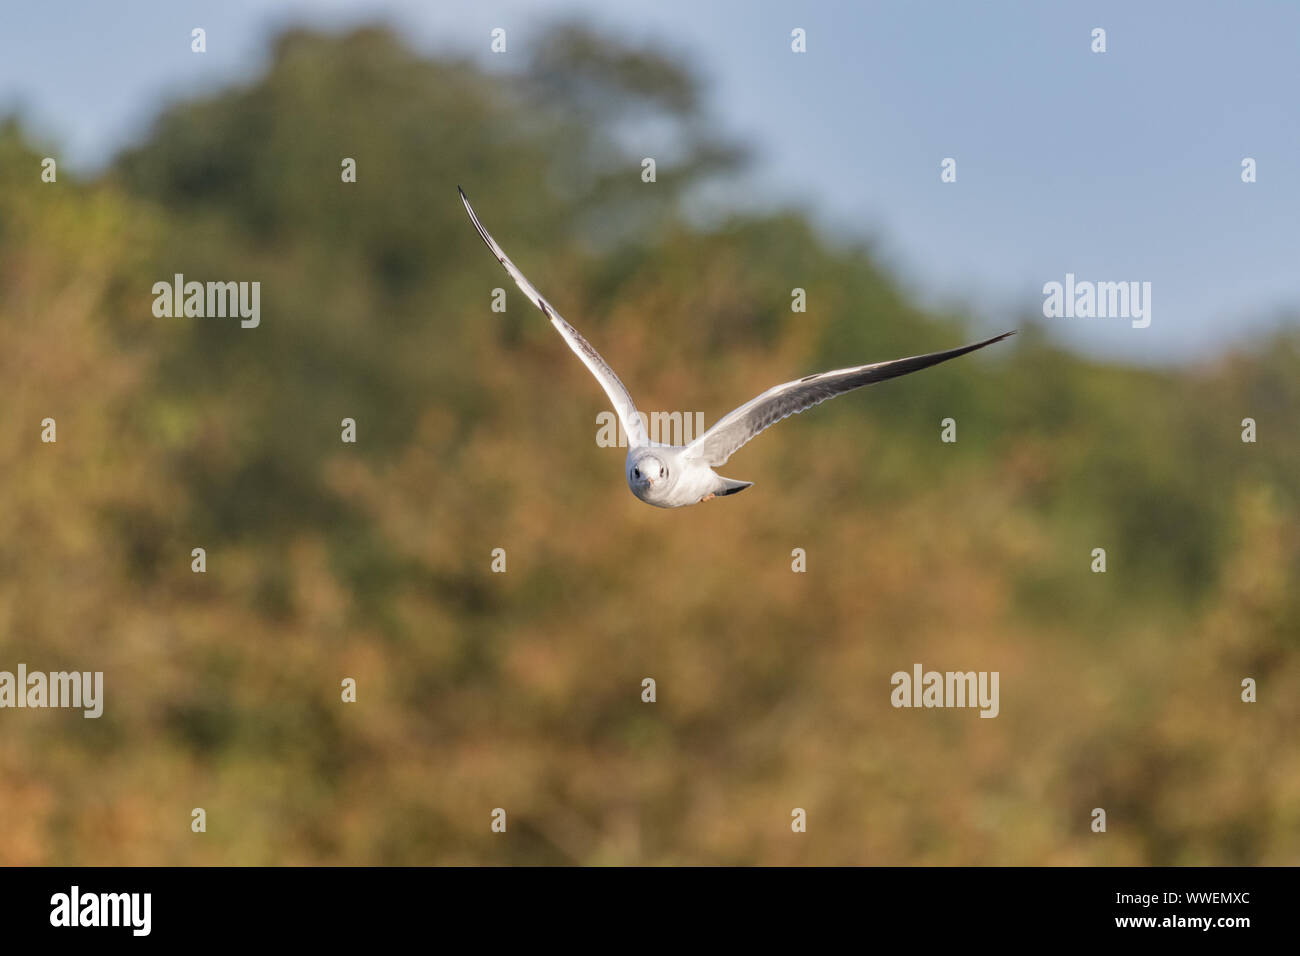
<box><xmin>459</xmin><ymin>187</ymin><xmax>649</xmax><ymax>448</ymax></box>
<box><xmin>684</xmin><ymin>331</ymin><xmax>1015</xmax><ymax>466</ymax></box>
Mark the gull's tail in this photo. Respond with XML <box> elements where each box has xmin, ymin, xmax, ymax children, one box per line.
<box><xmin>716</xmin><ymin>476</ymin><xmax>753</xmax><ymax>497</ymax></box>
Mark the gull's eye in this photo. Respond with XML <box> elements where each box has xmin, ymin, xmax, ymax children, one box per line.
<box><xmin>633</xmin><ymin>467</ymin><xmax>641</xmax><ymax>479</ymax></box>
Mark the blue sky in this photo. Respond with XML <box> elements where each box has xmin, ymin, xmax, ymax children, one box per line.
<box><xmin>3</xmin><ymin>0</ymin><xmax>1297</xmax><ymax>364</ymax></box>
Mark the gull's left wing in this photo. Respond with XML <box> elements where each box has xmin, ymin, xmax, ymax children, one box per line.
<box><xmin>684</xmin><ymin>331</ymin><xmax>1015</xmax><ymax>467</ymax></box>
<box><xmin>459</xmin><ymin>187</ymin><xmax>650</xmax><ymax>449</ymax></box>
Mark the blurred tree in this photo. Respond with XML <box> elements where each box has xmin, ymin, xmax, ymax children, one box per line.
<box><xmin>0</xmin><ymin>24</ymin><xmax>1295</xmax><ymax>866</ymax></box>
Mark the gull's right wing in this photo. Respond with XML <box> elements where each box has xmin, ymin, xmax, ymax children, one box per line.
<box><xmin>459</xmin><ymin>187</ymin><xmax>649</xmax><ymax>449</ymax></box>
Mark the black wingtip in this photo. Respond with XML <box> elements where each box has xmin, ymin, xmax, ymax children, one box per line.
<box><xmin>964</xmin><ymin>329</ymin><xmax>1016</xmax><ymax>355</ymax></box>
<box><xmin>973</xmin><ymin>330</ymin><xmax>1016</xmax><ymax>349</ymax></box>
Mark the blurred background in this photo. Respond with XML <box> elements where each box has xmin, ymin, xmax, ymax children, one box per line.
<box><xmin>0</xmin><ymin>2</ymin><xmax>1297</xmax><ymax>864</ymax></box>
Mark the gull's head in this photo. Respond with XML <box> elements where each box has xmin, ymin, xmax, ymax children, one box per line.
<box><xmin>629</xmin><ymin>454</ymin><xmax>668</xmax><ymax>492</ymax></box>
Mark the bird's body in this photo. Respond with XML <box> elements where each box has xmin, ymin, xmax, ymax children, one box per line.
<box><xmin>624</xmin><ymin>444</ymin><xmax>752</xmax><ymax>509</ymax></box>
<box><xmin>459</xmin><ymin>187</ymin><xmax>1014</xmax><ymax>509</ymax></box>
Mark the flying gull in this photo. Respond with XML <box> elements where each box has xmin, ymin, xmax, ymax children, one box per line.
<box><xmin>459</xmin><ymin>187</ymin><xmax>1014</xmax><ymax>509</ymax></box>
